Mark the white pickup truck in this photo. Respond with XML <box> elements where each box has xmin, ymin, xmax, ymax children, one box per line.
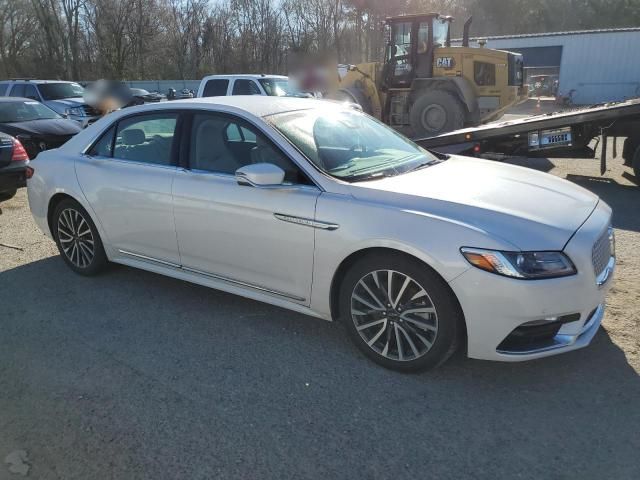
<box><xmin>197</xmin><ymin>74</ymin><xmax>308</xmax><ymax>98</ymax></box>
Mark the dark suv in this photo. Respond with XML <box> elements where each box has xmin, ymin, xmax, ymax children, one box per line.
<box><xmin>0</xmin><ymin>80</ymin><xmax>101</xmax><ymax>127</ymax></box>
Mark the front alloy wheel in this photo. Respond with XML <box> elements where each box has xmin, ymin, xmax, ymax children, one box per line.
<box><xmin>340</xmin><ymin>253</ymin><xmax>462</xmax><ymax>372</ymax></box>
<box><xmin>351</xmin><ymin>270</ymin><xmax>438</xmax><ymax>362</ymax></box>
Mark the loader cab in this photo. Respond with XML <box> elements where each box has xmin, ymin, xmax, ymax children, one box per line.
<box><xmin>383</xmin><ymin>14</ymin><xmax>452</xmax><ymax>89</ymax></box>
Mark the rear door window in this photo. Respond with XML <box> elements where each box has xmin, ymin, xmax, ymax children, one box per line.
<box><xmin>23</xmin><ymin>84</ymin><xmax>39</xmax><ymax>100</ymax></box>
<box><xmin>89</xmin><ymin>127</ymin><xmax>116</xmax><ymax>157</ymax></box>
<box><xmin>9</xmin><ymin>84</ymin><xmax>25</xmax><ymax>97</ymax></box>
<box><xmin>0</xmin><ymin>83</ymin><xmax>9</xmax><ymax>96</ymax></box>
<box><xmin>231</xmin><ymin>80</ymin><xmax>261</xmax><ymax>95</ymax></box>
<box><xmin>202</xmin><ymin>79</ymin><xmax>229</xmax><ymax>97</ymax></box>
<box><xmin>113</xmin><ymin>114</ymin><xmax>179</xmax><ymax>165</ymax></box>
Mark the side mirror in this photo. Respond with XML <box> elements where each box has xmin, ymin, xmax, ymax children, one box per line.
<box><xmin>235</xmin><ymin>163</ymin><xmax>286</xmax><ymax>188</ymax></box>
<box><xmin>61</xmin><ymin>113</ymin><xmax>69</xmax><ymax>119</ymax></box>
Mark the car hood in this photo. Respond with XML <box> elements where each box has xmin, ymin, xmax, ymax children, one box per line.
<box><xmin>348</xmin><ymin>156</ymin><xmax>599</xmax><ymax>251</ymax></box>
<box><xmin>1</xmin><ymin>119</ymin><xmax>82</xmax><ymax>137</ymax></box>
<box><xmin>45</xmin><ymin>97</ymin><xmax>86</xmax><ymax>108</ymax></box>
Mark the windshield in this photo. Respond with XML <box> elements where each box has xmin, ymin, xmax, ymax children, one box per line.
<box><xmin>0</xmin><ymin>101</ymin><xmax>61</xmax><ymax>122</ymax></box>
<box><xmin>269</xmin><ymin>109</ymin><xmax>441</xmax><ymax>182</ymax></box>
<box><xmin>39</xmin><ymin>82</ymin><xmax>85</xmax><ymax>100</ymax></box>
<box><xmin>258</xmin><ymin>78</ymin><xmax>297</xmax><ymax>97</ymax></box>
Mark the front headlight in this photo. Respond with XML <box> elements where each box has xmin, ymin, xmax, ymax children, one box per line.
<box><xmin>461</xmin><ymin>248</ymin><xmax>576</xmax><ymax>279</ymax></box>
<box><xmin>65</xmin><ymin>106</ymin><xmax>85</xmax><ymax>116</ymax></box>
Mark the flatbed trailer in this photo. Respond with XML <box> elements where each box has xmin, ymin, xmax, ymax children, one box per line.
<box><xmin>415</xmin><ymin>98</ymin><xmax>640</xmax><ymax>182</ymax></box>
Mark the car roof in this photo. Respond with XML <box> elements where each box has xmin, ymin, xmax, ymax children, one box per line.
<box><xmin>4</xmin><ymin>79</ymin><xmax>80</xmax><ymax>84</ymax></box>
<box><xmin>201</xmin><ymin>74</ymin><xmax>288</xmax><ymax>81</ymax></box>
<box><xmin>0</xmin><ymin>97</ymin><xmax>41</xmax><ymax>103</ymax></box>
<box><xmin>164</xmin><ymin>96</ymin><xmax>341</xmax><ymax>117</ymax></box>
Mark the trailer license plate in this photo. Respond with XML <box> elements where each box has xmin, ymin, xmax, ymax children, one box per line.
<box><xmin>530</xmin><ymin>127</ymin><xmax>572</xmax><ymax>150</ymax></box>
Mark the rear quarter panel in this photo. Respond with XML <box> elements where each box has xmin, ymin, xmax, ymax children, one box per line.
<box><xmin>27</xmin><ymin>150</ymin><xmax>98</xmax><ymax>242</ymax></box>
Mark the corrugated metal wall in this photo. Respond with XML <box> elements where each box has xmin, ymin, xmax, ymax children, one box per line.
<box><xmin>477</xmin><ymin>31</ymin><xmax>640</xmax><ymax>105</ymax></box>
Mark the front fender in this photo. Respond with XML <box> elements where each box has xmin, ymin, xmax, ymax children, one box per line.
<box><xmin>308</xmin><ymin>191</ymin><xmax>516</xmax><ymax>320</ymax></box>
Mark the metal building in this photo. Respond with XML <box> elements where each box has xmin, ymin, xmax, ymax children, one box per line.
<box><xmin>456</xmin><ymin>28</ymin><xmax>640</xmax><ymax>105</ymax></box>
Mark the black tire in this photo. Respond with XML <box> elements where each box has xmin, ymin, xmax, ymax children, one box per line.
<box><xmin>409</xmin><ymin>90</ymin><xmax>465</xmax><ymax>137</ymax></box>
<box><xmin>53</xmin><ymin>198</ymin><xmax>108</xmax><ymax>276</ymax></box>
<box><xmin>633</xmin><ymin>146</ymin><xmax>640</xmax><ymax>182</ymax></box>
<box><xmin>0</xmin><ymin>189</ymin><xmax>17</xmax><ymax>202</ymax></box>
<box><xmin>339</xmin><ymin>252</ymin><xmax>463</xmax><ymax>373</ymax></box>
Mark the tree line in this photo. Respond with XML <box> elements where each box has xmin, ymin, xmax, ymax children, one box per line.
<box><xmin>1</xmin><ymin>0</ymin><xmax>638</xmax><ymax>81</ymax></box>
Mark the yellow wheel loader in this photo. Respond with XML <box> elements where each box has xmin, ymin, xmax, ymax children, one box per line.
<box><xmin>335</xmin><ymin>14</ymin><xmax>525</xmax><ymax>137</ymax></box>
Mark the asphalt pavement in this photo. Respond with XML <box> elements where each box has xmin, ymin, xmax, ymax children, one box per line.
<box><xmin>1</xmin><ymin>146</ymin><xmax>639</xmax><ymax>479</ymax></box>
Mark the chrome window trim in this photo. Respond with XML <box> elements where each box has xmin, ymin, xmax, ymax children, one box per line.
<box><xmin>80</xmin><ymin>106</ymin><xmax>326</xmax><ymax>191</ymax></box>
<box><xmin>181</xmin><ymin>168</ymin><xmax>321</xmax><ymax>192</ymax></box>
<box><xmin>82</xmin><ymin>154</ymin><xmax>180</xmax><ymax>171</ymax></box>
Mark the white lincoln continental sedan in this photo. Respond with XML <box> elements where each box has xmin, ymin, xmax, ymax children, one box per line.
<box><xmin>27</xmin><ymin>97</ymin><xmax>615</xmax><ymax>371</ymax></box>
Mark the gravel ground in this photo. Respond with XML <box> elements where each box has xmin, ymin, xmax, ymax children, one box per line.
<box><xmin>0</xmin><ymin>141</ymin><xmax>638</xmax><ymax>479</ymax></box>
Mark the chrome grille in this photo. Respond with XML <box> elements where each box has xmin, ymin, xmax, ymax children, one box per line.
<box><xmin>592</xmin><ymin>227</ymin><xmax>612</xmax><ymax>278</ymax></box>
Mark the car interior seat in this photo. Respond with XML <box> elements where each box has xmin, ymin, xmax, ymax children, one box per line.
<box><xmin>250</xmin><ymin>135</ymin><xmax>296</xmax><ymax>182</ymax></box>
<box><xmin>193</xmin><ymin>118</ymin><xmax>244</xmax><ymax>173</ymax></box>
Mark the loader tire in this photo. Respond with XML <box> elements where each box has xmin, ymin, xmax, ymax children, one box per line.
<box><xmin>410</xmin><ymin>90</ymin><xmax>465</xmax><ymax>137</ymax></box>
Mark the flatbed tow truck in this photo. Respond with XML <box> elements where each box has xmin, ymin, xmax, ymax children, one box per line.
<box><xmin>415</xmin><ymin>98</ymin><xmax>640</xmax><ymax>183</ymax></box>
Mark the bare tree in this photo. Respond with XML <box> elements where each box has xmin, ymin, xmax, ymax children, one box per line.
<box><xmin>0</xmin><ymin>0</ymin><xmax>637</xmax><ymax>80</ymax></box>
<box><xmin>0</xmin><ymin>0</ymin><xmax>35</xmax><ymax>77</ymax></box>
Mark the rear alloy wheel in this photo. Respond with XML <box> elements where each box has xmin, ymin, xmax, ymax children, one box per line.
<box><xmin>53</xmin><ymin>199</ymin><xmax>108</xmax><ymax>275</ymax></box>
<box><xmin>340</xmin><ymin>254</ymin><xmax>462</xmax><ymax>372</ymax></box>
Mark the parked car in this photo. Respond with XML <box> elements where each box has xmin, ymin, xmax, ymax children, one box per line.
<box><xmin>0</xmin><ymin>98</ymin><xmax>81</xmax><ymax>159</ymax></box>
<box><xmin>27</xmin><ymin>97</ymin><xmax>615</xmax><ymax>372</ymax></box>
<box><xmin>0</xmin><ymin>80</ymin><xmax>101</xmax><ymax>127</ymax></box>
<box><xmin>166</xmin><ymin>88</ymin><xmax>193</xmax><ymax>100</ymax></box>
<box><xmin>128</xmin><ymin>88</ymin><xmax>164</xmax><ymax>106</ymax></box>
<box><xmin>0</xmin><ymin>132</ymin><xmax>30</xmax><ymax>201</ymax></box>
<box><xmin>197</xmin><ymin>74</ymin><xmax>307</xmax><ymax>98</ymax></box>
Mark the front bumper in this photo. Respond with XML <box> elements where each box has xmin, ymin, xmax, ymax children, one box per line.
<box><xmin>450</xmin><ymin>200</ymin><xmax>615</xmax><ymax>362</ymax></box>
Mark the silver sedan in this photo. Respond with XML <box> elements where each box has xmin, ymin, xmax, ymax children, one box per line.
<box><xmin>27</xmin><ymin>97</ymin><xmax>615</xmax><ymax>372</ymax></box>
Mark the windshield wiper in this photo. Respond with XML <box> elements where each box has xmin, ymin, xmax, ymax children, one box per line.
<box><xmin>347</xmin><ymin>170</ymin><xmax>398</xmax><ymax>182</ymax></box>
<box><xmin>404</xmin><ymin>159</ymin><xmax>439</xmax><ymax>173</ymax></box>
